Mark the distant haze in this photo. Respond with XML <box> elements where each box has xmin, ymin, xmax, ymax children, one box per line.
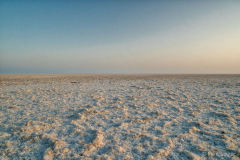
<box><xmin>1</xmin><ymin>1</ymin><xmax>240</xmax><ymax>74</ymax></box>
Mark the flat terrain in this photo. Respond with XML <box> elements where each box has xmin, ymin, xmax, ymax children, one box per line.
<box><xmin>0</xmin><ymin>74</ymin><xmax>240</xmax><ymax>160</ymax></box>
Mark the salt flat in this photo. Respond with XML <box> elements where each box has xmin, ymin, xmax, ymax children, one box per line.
<box><xmin>0</xmin><ymin>74</ymin><xmax>240</xmax><ymax>160</ymax></box>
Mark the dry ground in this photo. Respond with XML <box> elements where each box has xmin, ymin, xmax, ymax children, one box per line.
<box><xmin>1</xmin><ymin>74</ymin><xmax>240</xmax><ymax>160</ymax></box>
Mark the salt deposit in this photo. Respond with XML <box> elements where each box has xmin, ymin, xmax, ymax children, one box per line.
<box><xmin>0</xmin><ymin>74</ymin><xmax>240</xmax><ymax>159</ymax></box>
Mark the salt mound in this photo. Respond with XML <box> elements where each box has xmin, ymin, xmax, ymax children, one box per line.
<box><xmin>81</xmin><ymin>130</ymin><xmax>105</xmax><ymax>156</ymax></box>
<box><xmin>43</xmin><ymin>148</ymin><xmax>54</xmax><ymax>160</ymax></box>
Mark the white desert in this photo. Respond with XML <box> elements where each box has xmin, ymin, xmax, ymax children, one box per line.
<box><xmin>0</xmin><ymin>74</ymin><xmax>240</xmax><ymax>160</ymax></box>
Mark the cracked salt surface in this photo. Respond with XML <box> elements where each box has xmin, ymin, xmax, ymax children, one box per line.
<box><xmin>0</xmin><ymin>74</ymin><xmax>240</xmax><ymax>160</ymax></box>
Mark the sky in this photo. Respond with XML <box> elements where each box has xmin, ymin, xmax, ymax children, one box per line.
<box><xmin>0</xmin><ymin>0</ymin><xmax>240</xmax><ymax>74</ymax></box>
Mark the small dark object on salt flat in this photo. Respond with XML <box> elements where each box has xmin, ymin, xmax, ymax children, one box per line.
<box><xmin>71</xmin><ymin>82</ymin><xmax>77</xmax><ymax>83</ymax></box>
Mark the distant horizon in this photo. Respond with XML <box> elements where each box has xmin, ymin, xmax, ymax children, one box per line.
<box><xmin>1</xmin><ymin>73</ymin><xmax>240</xmax><ymax>75</ymax></box>
<box><xmin>1</xmin><ymin>1</ymin><xmax>240</xmax><ymax>74</ymax></box>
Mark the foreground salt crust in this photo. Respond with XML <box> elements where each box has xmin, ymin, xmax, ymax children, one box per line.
<box><xmin>0</xmin><ymin>74</ymin><xmax>240</xmax><ymax>160</ymax></box>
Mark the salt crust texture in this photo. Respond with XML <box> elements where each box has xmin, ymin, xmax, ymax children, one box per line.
<box><xmin>0</xmin><ymin>74</ymin><xmax>240</xmax><ymax>160</ymax></box>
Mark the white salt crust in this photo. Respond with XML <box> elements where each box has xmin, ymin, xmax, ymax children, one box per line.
<box><xmin>0</xmin><ymin>74</ymin><xmax>240</xmax><ymax>159</ymax></box>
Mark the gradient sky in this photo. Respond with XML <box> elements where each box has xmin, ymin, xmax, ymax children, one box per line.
<box><xmin>0</xmin><ymin>1</ymin><xmax>240</xmax><ymax>74</ymax></box>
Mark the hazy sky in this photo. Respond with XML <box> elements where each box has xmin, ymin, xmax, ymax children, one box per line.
<box><xmin>1</xmin><ymin>1</ymin><xmax>240</xmax><ymax>74</ymax></box>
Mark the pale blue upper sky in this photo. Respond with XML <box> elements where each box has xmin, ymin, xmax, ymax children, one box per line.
<box><xmin>1</xmin><ymin>1</ymin><xmax>240</xmax><ymax>74</ymax></box>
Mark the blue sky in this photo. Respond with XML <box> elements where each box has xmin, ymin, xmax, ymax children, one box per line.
<box><xmin>1</xmin><ymin>1</ymin><xmax>240</xmax><ymax>74</ymax></box>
